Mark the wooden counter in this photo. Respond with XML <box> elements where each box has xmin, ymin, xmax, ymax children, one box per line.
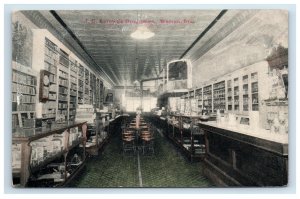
<box><xmin>85</xmin><ymin>115</ymin><xmax>123</xmax><ymax>156</ymax></box>
<box><xmin>199</xmin><ymin>121</ymin><xmax>288</xmax><ymax>186</ymax></box>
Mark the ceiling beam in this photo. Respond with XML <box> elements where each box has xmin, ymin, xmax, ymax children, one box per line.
<box><xmin>180</xmin><ymin>9</ymin><xmax>228</xmax><ymax>59</ymax></box>
<box><xmin>188</xmin><ymin>10</ymin><xmax>258</xmax><ymax>62</ymax></box>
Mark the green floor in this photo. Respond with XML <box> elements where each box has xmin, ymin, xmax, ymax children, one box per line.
<box><xmin>68</xmin><ymin>127</ymin><xmax>214</xmax><ymax>188</ymax></box>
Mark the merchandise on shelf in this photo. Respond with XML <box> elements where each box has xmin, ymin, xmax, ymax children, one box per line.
<box><xmin>75</xmin><ymin>104</ymin><xmax>95</xmax><ymax>124</ymax></box>
<box><xmin>12</xmin><ymin>64</ymin><xmax>37</xmax><ymax>128</ymax></box>
<box><xmin>12</xmin><ymin>143</ymin><xmax>21</xmax><ymax>169</ymax></box>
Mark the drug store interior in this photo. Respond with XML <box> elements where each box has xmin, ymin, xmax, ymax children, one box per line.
<box><xmin>11</xmin><ymin>9</ymin><xmax>289</xmax><ymax>188</ymax></box>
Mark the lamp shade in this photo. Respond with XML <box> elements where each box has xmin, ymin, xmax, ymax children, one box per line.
<box><xmin>130</xmin><ymin>26</ymin><xmax>155</xmax><ymax>39</ymax></box>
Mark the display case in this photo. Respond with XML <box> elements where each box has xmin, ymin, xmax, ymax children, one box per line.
<box><xmin>184</xmin><ymin>92</ymin><xmax>191</xmax><ymax>115</ymax></box>
<box><xmin>12</xmin><ymin>122</ymin><xmax>87</xmax><ymax>187</ymax></box>
<box><xmin>85</xmin><ymin>114</ymin><xmax>122</xmax><ymax>156</ymax></box>
<box><xmin>188</xmin><ymin>89</ymin><xmax>197</xmax><ymax>116</ymax></box>
<box><xmin>166</xmin><ymin>114</ymin><xmax>206</xmax><ymax>162</ymax></box>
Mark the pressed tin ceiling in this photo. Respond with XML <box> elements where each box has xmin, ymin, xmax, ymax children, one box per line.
<box><xmin>34</xmin><ymin>10</ymin><xmax>222</xmax><ymax>86</ymax></box>
<box><xmin>20</xmin><ymin>10</ymin><xmax>288</xmax><ymax>87</ymax></box>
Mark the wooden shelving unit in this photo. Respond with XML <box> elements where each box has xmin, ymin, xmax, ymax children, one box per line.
<box><xmin>43</xmin><ymin>37</ymin><xmax>58</xmax><ymax>122</ymax></box>
<box><xmin>77</xmin><ymin>64</ymin><xmax>85</xmax><ymax>105</ymax></box>
<box><xmin>233</xmin><ymin>77</ymin><xmax>240</xmax><ymax>112</ymax></box>
<box><xmin>227</xmin><ymin>79</ymin><xmax>233</xmax><ymax>111</ymax></box>
<box><xmin>12</xmin><ymin>62</ymin><xmax>37</xmax><ymax>129</ymax></box>
<box><xmin>95</xmin><ymin>78</ymin><xmax>101</xmax><ymax>108</ymax></box>
<box><xmin>195</xmin><ymin>87</ymin><xmax>203</xmax><ymax>114</ymax></box>
<box><xmin>31</xmin><ymin>30</ymin><xmax>106</xmax><ymax>125</ymax></box>
<box><xmin>213</xmin><ymin>80</ymin><xmax>225</xmax><ymax>113</ymax></box>
<box><xmin>84</xmin><ymin>68</ymin><xmax>90</xmax><ymax>104</ymax></box>
<box><xmin>242</xmin><ymin>75</ymin><xmax>249</xmax><ymax>112</ymax></box>
<box><xmin>251</xmin><ymin>72</ymin><xmax>259</xmax><ymax>111</ymax></box>
<box><xmin>203</xmin><ymin>85</ymin><xmax>213</xmax><ymax>113</ymax></box>
<box><xmin>69</xmin><ymin>56</ymin><xmax>78</xmax><ymax>122</ymax></box>
<box><xmin>57</xmin><ymin>49</ymin><xmax>70</xmax><ymax>123</ymax></box>
<box><xmin>12</xmin><ymin>29</ymin><xmax>110</xmax><ymax>187</ymax></box>
<box><xmin>159</xmin><ymin>62</ymin><xmax>271</xmax><ymax>149</ymax></box>
<box><xmin>90</xmin><ymin>73</ymin><xmax>96</xmax><ymax>105</ymax></box>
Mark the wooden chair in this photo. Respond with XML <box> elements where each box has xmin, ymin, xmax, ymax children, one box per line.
<box><xmin>139</xmin><ymin>125</ymin><xmax>148</xmax><ymax>130</ymax></box>
<box><xmin>128</xmin><ymin>125</ymin><xmax>136</xmax><ymax>130</ymax></box>
<box><xmin>140</xmin><ymin>130</ymin><xmax>154</xmax><ymax>155</ymax></box>
<box><xmin>122</xmin><ymin>130</ymin><xmax>136</xmax><ymax>154</ymax></box>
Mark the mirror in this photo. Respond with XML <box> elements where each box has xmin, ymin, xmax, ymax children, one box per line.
<box><xmin>168</xmin><ymin>61</ymin><xmax>187</xmax><ymax>81</ymax></box>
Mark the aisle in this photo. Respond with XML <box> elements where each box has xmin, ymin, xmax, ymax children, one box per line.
<box><xmin>68</xmin><ymin>127</ymin><xmax>214</xmax><ymax>188</ymax></box>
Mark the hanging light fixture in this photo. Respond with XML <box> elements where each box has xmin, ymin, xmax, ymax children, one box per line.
<box><xmin>130</xmin><ymin>25</ymin><xmax>155</xmax><ymax>40</ymax></box>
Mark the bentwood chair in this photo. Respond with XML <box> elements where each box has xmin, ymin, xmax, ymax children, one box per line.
<box><xmin>122</xmin><ymin>130</ymin><xmax>136</xmax><ymax>155</ymax></box>
<box><xmin>140</xmin><ymin>130</ymin><xmax>154</xmax><ymax>155</ymax></box>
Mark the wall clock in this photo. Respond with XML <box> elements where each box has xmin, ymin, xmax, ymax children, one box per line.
<box><xmin>43</xmin><ymin>74</ymin><xmax>50</xmax><ymax>86</ymax></box>
<box><xmin>39</xmin><ymin>70</ymin><xmax>51</xmax><ymax>102</ymax></box>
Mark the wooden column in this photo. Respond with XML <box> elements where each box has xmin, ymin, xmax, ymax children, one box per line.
<box><xmin>20</xmin><ymin>141</ymin><xmax>31</xmax><ymax>187</ymax></box>
<box><xmin>63</xmin><ymin>152</ymin><xmax>68</xmax><ymax>181</ymax></box>
<box><xmin>180</xmin><ymin>116</ymin><xmax>183</xmax><ymax>144</ymax></box>
<box><xmin>81</xmin><ymin>123</ymin><xmax>87</xmax><ymax>160</ymax></box>
<box><xmin>63</xmin><ymin>129</ymin><xmax>70</xmax><ymax>181</ymax></box>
